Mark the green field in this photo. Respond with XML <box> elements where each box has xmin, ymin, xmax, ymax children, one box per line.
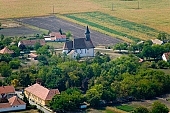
<box><xmin>116</xmin><ymin>105</ymin><xmax>135</xmax><ymax>112</ymax></box>
<box><xmin>64</xmin><ymin>11</ymin><xmax>166</xmax><ymax>42</ymax></box>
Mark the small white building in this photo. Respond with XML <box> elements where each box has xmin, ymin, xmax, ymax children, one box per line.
<box><xmin>162</xmin><ymin>52</ymin><xmax>170</xmax><ymax>62</ymax></box>
<box><xmin>0</xmin><ymin>96</ymin><xmax>26</xmax><ymax>112</ymax></box>
<box><xmin>62</xmin><ymin>26</ymin><xmax>95</xmax><ymax>58</ymax></box>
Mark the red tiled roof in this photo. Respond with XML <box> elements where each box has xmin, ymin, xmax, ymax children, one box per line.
<box><xmin>0</xmin><ymin>86</ymin><xmax>15</xmax><ymax>94</ymax></box>
<box><xmin>25</xmin><ymin>83</ymin><xmax>60</xmax><ymax>101</ymax></box>
<box><xmin>20</xmin><ymin>39</ymin><xmax>45</xmax><ymax>46</ymax></box>
<box><xmin>8</xmin><ymin>96</ymin><xmax>26</xmax><ymax>106</ymax></box>
<box><xmin>50</xmin><ymin>32</ymin><xmax>66</xmax><ymax>39</ymax></box>
<box><xmin>164</xmin><ymin>52</ymin><xmax>170</xmax><ymax>60</ymax></box>
<box><xmin>0</xmin><ymin>103</ymin><xmax>11</xmax><ymax>108</ymax></box>
<box><xmin>0</xmin><ymin>46</ymin><xmax>14</xmax><ymax>54</ymax></box>
<box><xmin>28</xmin><ymin>53</ymin><xmax>38</xmax><ymax>58</ymax></box>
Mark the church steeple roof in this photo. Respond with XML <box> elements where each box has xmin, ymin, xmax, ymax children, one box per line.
<box><xmin>85</xmin><ymin>26</ymin><xmax>90</xmax><ymax>34</ymax></box>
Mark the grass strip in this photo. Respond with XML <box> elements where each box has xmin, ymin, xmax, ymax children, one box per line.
<box><xmin>65</xmin><ymin>14</ymin><xmax>140</xmax><ymax>42</ymax></box>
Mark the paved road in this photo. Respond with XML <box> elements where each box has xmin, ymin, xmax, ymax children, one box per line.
<box><xmin>16</xmin><ymin>91</ymin><xmax>53</xmax><ymax>113</ymax></box>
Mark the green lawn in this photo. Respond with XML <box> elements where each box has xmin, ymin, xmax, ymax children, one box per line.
<box><xmin>46</xmin><ymin>42</ymin><xmax>64</xmax><ymax>49</ymax></box>
<box><xmin>116</xmin><ymin>104</ymin><xmax>135</xmax><ymax>112</ymax></box>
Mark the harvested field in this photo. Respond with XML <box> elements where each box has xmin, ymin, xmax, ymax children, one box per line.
<box><xmin>16</xmin><ymin>16</ymin><xmax>122</xmax><ymax>46</ymax></box>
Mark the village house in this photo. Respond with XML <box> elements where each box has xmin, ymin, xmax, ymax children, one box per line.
<box><xmin>24</xmin><ymin>83</ymin><xmax>60</xmax><ymax>106</ymax></box>
<box><xmin>44</xmin><ymin>32</ymin><xmax>66</xmax><ymax>42</ymax></box>
<box><xmin>162</xmin><ymin>52</ymin><xmax>170</xmax><ymax>62</ymax></box>
<box><xmin>28</xmin><ymin>53</ymin><xmax>38</xmax><ymax>60</ymax></box>
<box><xmin>0</xmin><ymin>46</ymin><xmax>14</xmax><ymax>54</ymax></box>
<box><xmin>62</xmin><ymin>26</ymin><xmax>95</xmax><ymax>58</ymax></box>
<box><xmin>0</xmin><ymin>96</ymin><xmax>26</xmax><ymax>113</ymax></box>
<box><xmin>151</xmin><ymin>39</ymin><xmax>163</xmax><ymax>45</ymax></box>
<box><xmin>18</xmin><ymin>39</ymin><xmax>45</xmax><ymax>49</ymax></box>
<box><xmin>0</xmin><ymin>85</ymin><xmax>15</xmax><ymax>99</ymax></box>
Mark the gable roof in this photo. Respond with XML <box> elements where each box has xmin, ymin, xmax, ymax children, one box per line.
<box><xmin>63</xmin><ymin>38</ymin><xmax>94</xmax><ymax>50</ymax></box>
<box><xmin>0</xmin><ymin>86</ymin><xmax>15</xmax><ymax>94</ymax></box>
<box><xmin>50</xmin><ymin>32</ymin><xmax>66</xmax><ymax>39</ymax></box>
<box><xmin>0</xmin><ymin>46</ymin><xmax>14</xmax><ymax>54</ymax></box>
<box><xmin>151</xmin><ymin>39</ymin><xmax>163</xmax><ymax>45</ymax></box>
<box><xmin>25</xmin><ymin>83</ymin><xmax>60</xmax><ymax>101</ymax></box>
<box><xmin>28</xmin><ymin>53</ymin><xmax>38</xmax><ymax>58</ymax></box>
<box><xmin>8</xmin><ymin>96</ymin><xmax>26</xmax><ymax>106</ymax></box>
<box><xmin>20</xmin><ymin>39</ymin><xmax>45</xmax><ymax>46</ymax></box>
<box><xmin>163</xmin><ymin>52</ymin><xmax>170</xmax><ymax>60</ymax></box>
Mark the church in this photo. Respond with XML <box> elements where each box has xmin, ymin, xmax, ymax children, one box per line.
<box><xmin>62</xmin><ymin>26</ymin><xmax>95</xmax><ymax>58</ymax></box>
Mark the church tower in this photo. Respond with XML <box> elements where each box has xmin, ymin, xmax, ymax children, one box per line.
<box><xmin>85</xmin><ymin>26</ymin><xmax>90</xmax><ymax>41</ymax></box>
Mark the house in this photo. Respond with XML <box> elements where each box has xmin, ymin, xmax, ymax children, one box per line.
<box><xmin>162</xmin><ymin>52</ymin><xmax>170</xmax><ymax>62</ymax></box>
<box><xmin>151</xmin><ymin>39</ymin><xmax>163</xmax><ymax>45</ymax></box>
<box><xmin>24</xmin><ymin>83</ymin><xmax>60</xmax><ymax>106</ymax></box>
<box><xmin>18</xmin><ymin>39</ymin><xmax>45</xmax><ymax>49</ymax></box>
<box><xmin>62</xmin><ymin>26</ymin><xmax>95</xmax><ymax>58</ymax></box>
<box><xmin>28</xmin><ymin>53</ymin><xmax>38</xmax><ymax>60</ymax></box>
<box><xmin>0</xmin><ymin>96</ymin><xmax>26</xmax><ymax>113</ymax></box>
<box><xmin>44</xmin><ymin>32</ymin><xmax>66</xmax><ymax>42</ymax></box>
<box><xmin>0</xmin><ymin>46</ymin><xmax>14</xmax><ymax>54</ymax></box>
<box><xmin>0</xmin><ymin>85</ymin><xmax>15</xmax><ymax>99</ymax></box>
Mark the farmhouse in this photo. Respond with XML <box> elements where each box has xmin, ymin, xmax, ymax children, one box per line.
<box><xmin>0</xmin><ymin>85</ymin><xmax>15</xmax><ymax>99</ymax></box>
<box><xmin>0</xmin><ymin>96</ymin><xmax>26</xmax><ymax>113</ymax></box>
<box><xmin>151</xmin><ymin>39</ymin><xmax>163</xmax><ymax>45</ymax></box>
<box><xmin>24</xmin><ymin>83</ymin><xmax>60</xmax><ymax>106</ymax></box>
<box><xmin>18</xmin><ymin>39</ymin><xmax>45</xmax><ymax>49</ymax></box>
<box><xmin>44</xmin><ymin>32</ymin><xmax>66</xmax><ymax>42</ymax></box>
<box><xmin>162</xmin><ymin>52</ymin><xmax>170</xmax><ymax>62</ymax></box>
<box><xmin>62</xmin><ymin>26</ymin><xmax>95</xmax><ymax>58</ymax></box>
<box><xmin>0</xmin><ymin>46</ymin><xmax>14</xmax><ymax>54</ymax></box>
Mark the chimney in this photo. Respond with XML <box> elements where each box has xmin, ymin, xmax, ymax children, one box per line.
<box><xmin>85</xmin><ymin>26</ymin><xmax>90</xmax><ymax>41</ymax></box>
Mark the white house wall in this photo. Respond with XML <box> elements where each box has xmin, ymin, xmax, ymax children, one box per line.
<box><xmin>77</xmin><ymin>48</ymin><xmax>94</xmax><ymax>57</ymax></box>
<box><xmin>162</xmin><ymin>54</ymin><xmax>167</xmax><ymax>62</ymax></box>
<box><xmin>0</xmin><ymin>105</ymin><xmax>26</xmax><ymax>113</ymax></box>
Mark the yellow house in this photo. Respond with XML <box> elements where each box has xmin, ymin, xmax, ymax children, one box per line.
<box><xmin>24</xmin><ymin>83</ymin><xmax>60</xmax><ymax>106</ymax></box>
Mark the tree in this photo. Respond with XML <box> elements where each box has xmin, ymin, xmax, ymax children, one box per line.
<box><xmin>0</xmin><ymin>62</ymin><xmax>12</xmax><ymax>77</ymax></box>
<box><xmin>37</xmin><ymin>45</ymin><xmax>50</xmax><ymax>56</ymax></box>
<box><xmin>132</xmin><ymin>106</ymin><xmax>149</xmax><ymax>113</ymax></box>
<box><xmin>9</xmin><ymin>59</ymin><xmax>20</xmax><ymax>69</ymax></box>
<box><xmin>2</xmin><ymin>37</ymin><xmax>12</xmax><ymax>46</ymax></box>
<box><xmin>59</xmin><ymin>28</ymin><xmax>63</xmax><ymax>35</ymax></box>
<box><xmin>157</xmin><ymin>32</ymin><xmax>167</xmax><ymax>42</ymax></box>
<box><xmin>9</xmin><ymin>45</ymin><xmax>20</xmax><ymax>57</ymax></box>
<box><xmin>66</xmin><ymin>31</ymin><xmax>72</xmax><ymax>40</ymax></box>
<box><xmin>49</xmin><ymin>88</ymin><xmax>84</xmax><ymax>111</ymax></box>
<box><xmin>11</xmin><ymin>79</ymin><xmax>19</xmax><ymax>87</ymax></box>
<box><xmin>34</xmin><ymin>42</ymin><xmax>41</xmax><ymax>50</ymax></box>
<box><xmin>151</xmin><ymin>101</ymin><xmax>169</xmax><ymax>113</ymax></box>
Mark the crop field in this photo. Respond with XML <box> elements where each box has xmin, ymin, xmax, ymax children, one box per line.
<box><xmin>64</xmin><ymin>11</ymin><xmax>167</xmax><ymax>42</ymax></box>
<box><xmin>0</xmin><ymin>0</ymin><xmax>170</xmax><ymax>42</ymax></box>
<box><xmin>17</xmin><ymin>16</ymin><xmax>122</xmax><ymax>46</ymax></box>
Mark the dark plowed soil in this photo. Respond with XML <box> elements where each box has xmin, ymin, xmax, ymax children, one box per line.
<box><xmin>16</xmin><ymin>16</ymin><xmax>122</xmax><ymax>46</ymax></box>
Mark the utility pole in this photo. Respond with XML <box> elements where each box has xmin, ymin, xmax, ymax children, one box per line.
<box><xmin>138</xmin><ymin>0</ymin><xmax>139</xmax><ymax>9</ymax></box>
<box><xmin>112</xmin><ymin>3</ymin><xmax>114</xmax><ymax>11</ymax></box>
<box><xmin>53</xmin><ymin>5</ymin><xmax>54</xmax><ymax>14</ymax></box>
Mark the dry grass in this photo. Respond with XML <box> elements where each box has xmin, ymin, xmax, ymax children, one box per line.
<box><xmin>0</xmin><ymin>0</ymin><xmax>100</xmax><ymax>19</ymax></box>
